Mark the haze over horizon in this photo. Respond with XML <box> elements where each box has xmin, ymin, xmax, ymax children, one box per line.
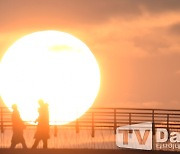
<box><xmin>0</xmin><ymin>0</ymin><xmax>180</xmax><ymax>109</ymax></box>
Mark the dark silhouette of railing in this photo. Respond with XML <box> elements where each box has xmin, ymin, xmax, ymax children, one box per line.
<box><xmin>0</xmin><ymin>107</ymin><xmax>180</xmax><ymax>149</ymax></box>
<box><xmin>1</xmin><ymin>107</ymin><xmax>180</xmax><ymax>135</ymax></box>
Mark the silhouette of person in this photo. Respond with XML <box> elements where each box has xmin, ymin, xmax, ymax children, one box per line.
<box><xmin>32</xmin><ymin>100</ymin><xmax>49</xmax><ymax>149</ymax></box>
<box><xmin>10</xmin><ymin>104</ymin><xmax>27</xmax><ymax>149</ymax></box>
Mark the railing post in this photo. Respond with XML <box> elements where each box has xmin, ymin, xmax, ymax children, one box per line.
<box><xmin>91</xmin><ymin>112</ymin><xmax>94</xmax><ymax>137</ymax></box>
<box><xmin>167</xmin><ymin>114</ymin><xmax>169</xmax><ymax>138</ymax></box>
<box><xmin>54</xmin><ymin>125</ymin><xmax>57</xmax><ymax>137</ymax></box>
<box><xmin>114</xmin><ymin>109</ymin><xmax>116</xmax><ymax>134</ymax></box>
<box><xmin>1</xmin><ymin>108</ymin><xmax>4</xmax><ymax>133</ymax></box>
<box><xmin>152</xmin><ymin>110</ymin><xmax>155</xmax><ymax>150</ymax></box>
<box><xmin>152</xmin><ymin>110</ymin><xmax>155</xmax><ymax>135</ymax></box>
<box><xmin>76</xmin><ymin>119</ymin><xmax>79</xmax><ymax>133</ymax></box>
<box><xmin>129</xmin><ymin>113</ymin><xmax>131</xmax><ymax>125</ymax></box>
<box><xmin>129</xmin><ymin>113</ymin><xmax>132</xmax><ymax>134</ymax></box>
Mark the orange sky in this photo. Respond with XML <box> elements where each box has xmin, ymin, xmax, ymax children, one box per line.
<box><xmin>0</xmin><ymin>0</ymin><xmax>180</xmax><ymax>109</ymax></box>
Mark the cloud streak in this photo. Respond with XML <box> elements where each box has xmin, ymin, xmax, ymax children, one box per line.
<box><xmin>1</xmin><ymin>0</ymin><xmax>180</xmax><ymax>27</ymax></box>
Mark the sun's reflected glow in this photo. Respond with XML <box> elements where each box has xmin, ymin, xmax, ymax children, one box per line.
<box><xmin>0</xmin><ymin>30</ymin><xmax>100</xmax><ymax>125</ymax></box>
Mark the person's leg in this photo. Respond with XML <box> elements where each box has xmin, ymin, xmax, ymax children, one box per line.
<box><xmin>21</xmin><ymin>138</ymin><xmax>27</xmax><ymax>149</ymax></box>
<box><xmin>10</xmin><ymin>141</ymin><xmax>16</xmax><ymax>149</ymax></box>
<box><xmin>43</xmin><ymin>139</ymin><xmax>47</xmax><ymax>149</ymax></box>
<box><xmin>31</xmin><ymin>139</ymin><xmax>40</xmax><ymax>149</ymax></box>
<box><xmin>10</xmin><ymin>135</ymin><xmax>17</xmax><ymax>149</ymax></box>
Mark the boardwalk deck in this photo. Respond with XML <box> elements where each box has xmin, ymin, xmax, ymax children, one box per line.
<box><xmin>0</xmin><ymin>148</ymin><xmax>179</xmax><ymax>154</ymax></box>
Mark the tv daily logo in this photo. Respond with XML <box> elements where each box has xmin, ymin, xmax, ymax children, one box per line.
<box><xmin>116</xmin><ymin>122</ymin><xmax>180</xmax><ymax>150</ymax></box>
<box><xmin>116</xmin><ymin>122</ymin><xmax>152</xmax><ymax>150</ymax></box>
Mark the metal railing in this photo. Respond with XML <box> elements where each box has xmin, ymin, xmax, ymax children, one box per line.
<box><xmin>1</xmin><ymin>107</ymin><xmax>180</xmax><ymax>136</ymax></box>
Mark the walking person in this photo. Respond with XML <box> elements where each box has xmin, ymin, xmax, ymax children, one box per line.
<box><xmin>10</xmin><ymin>104</ymin><xmax>27</xmax><ymax>149</ymax></box>
<box><xmin>32</xmin><ymin>100</ymin><xmax>49</xmax><ymax>149</ymax></box>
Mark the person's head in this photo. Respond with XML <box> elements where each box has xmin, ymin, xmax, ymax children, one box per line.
<box><xmin>38</xmin><ymin>99</ymin><xmax>44</xmax><ymax>106</ymax></box>
<box><xmin>12</xmin><ymin>104</ymin><xmax>17</xmax><ymax>110</ymax></box>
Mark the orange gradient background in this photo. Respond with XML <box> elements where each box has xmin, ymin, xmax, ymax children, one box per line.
<box><xmin>0</xmin><ymin>0</ymin><xmax>180</xmax><ymax>110</ymax></box>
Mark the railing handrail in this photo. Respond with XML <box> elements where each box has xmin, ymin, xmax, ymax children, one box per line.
<box><xmin>90</xmin><ymin>107</ymin><xmax>180</xmax><ymax>112</ymax></box>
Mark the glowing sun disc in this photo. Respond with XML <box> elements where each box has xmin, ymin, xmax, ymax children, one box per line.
<box><xmin>0</xmin><ymin>30</ymin><xmax>100</xmax><ymax>125</ymax></box>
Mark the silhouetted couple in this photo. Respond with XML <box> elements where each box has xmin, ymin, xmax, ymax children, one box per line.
<box><xmin>10</xmin><ymin>100</ymin><xmax>49</xmax><ymax>149</ymax></box>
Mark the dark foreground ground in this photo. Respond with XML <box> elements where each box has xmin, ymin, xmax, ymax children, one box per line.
<box><xmin>0</xmin><ymin>149</ymin><xmax>179</xmax><ymax>154</ymax></box>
